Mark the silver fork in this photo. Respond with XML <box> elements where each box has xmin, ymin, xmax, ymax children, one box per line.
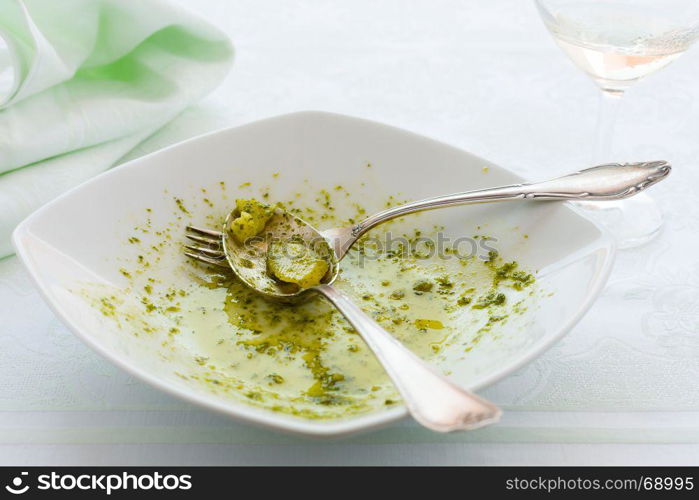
<box><xmin>184</xmin><ymin>161</ymin><xmax>670</xmax><ymax>266</ymax></box>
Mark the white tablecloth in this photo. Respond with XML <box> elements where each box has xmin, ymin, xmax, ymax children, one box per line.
<box><xmin>1</xmin><ymin>0</ymin><xmax>697</xmax><ymax>465</ymax></box>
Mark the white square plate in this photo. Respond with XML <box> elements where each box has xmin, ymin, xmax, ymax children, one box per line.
<box><xmin>13</xmin><ymin>111</ymin><xmax>615</xmax><ymax>437</ymax></box>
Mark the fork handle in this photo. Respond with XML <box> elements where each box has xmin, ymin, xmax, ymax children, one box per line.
<box><xmin>314</xmin><ymin>283</ymin><xmax>501</xmax><ymax>432</ymax></box>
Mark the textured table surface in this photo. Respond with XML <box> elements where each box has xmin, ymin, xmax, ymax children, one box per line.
<box><xmin>1</xmin><ymin>0</ymin><xmax>698</xmax><ymax>465</ymax></box>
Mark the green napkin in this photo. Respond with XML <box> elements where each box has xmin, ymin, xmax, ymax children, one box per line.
<box><xmin>0</xmin><ymin>0</ymin><xmax>234</xmax><ymax>256</ymax></box>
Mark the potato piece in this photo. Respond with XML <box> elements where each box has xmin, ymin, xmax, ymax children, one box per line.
<box><xmin>230</xmin><ymin>199</ymin><xmax>274</xmax><ymax>243</ymax></box>
<box><xmin>267</xmin><ymin>240</ymin><xmax>329</xmax><ymax>289</ymax></box>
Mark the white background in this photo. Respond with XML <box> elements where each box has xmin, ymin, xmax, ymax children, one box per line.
<box><xmin>0</xmin><ymin>0</ymin><xmax>698</xmax><ymax>465</ymax></box>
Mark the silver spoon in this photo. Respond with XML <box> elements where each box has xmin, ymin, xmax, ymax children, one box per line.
<box><xmin>187</xmin><ymin>161</ymin><xmax>670</xmax><ymax>263</ymax></box>
<box><xmin>187</xmin><ymin>208</ymin><xmax>501</xmax><ymax>432</ymax></box>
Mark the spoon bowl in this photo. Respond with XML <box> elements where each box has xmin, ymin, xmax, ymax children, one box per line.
<box><xmin>222</xmin><ymin>208</ymin><xmax>338</xmax><ymax>303</ymax></box>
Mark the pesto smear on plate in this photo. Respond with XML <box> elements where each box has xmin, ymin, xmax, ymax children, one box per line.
<box><xmin>77</xmin><ymin>179</ymin><xmax>538</xmax><ymax>420</ymax></box>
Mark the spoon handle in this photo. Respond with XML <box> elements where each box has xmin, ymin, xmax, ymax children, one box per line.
<box><xmin>346</xmin><ymin>161</ymin><xmax>670</xmax><ymax>246</ymax></box>
<box><xmin>314</xmin><ymin>283</ymin><xmax>501</xmax><ymax>432</ymax></box>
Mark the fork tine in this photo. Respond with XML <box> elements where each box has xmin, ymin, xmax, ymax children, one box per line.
<box><xmin>185</xmin><ymin>233</ymin><xmax>221</xmax><ymax>247</ymax></box>
<box><xmin>184</xmin><ymin>244</ymin><xmax>225</xmax><ymax>258</ymax></box>
<box><xmin>184</xmin><ymin>251</ymin><xmax>230</xmax><ymax>269</ymax></box>
<box><xmin>184</xmin><ymin>225</ymin><xmax>227</xmax><ymax>268</ymax></box>
<box><xmin>186</xmin><ymin>225</ymin><xmax>224</xmax><ymax>238</ymax></box>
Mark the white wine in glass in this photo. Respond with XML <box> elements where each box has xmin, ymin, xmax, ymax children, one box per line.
<box><xmin>535</xmin><ymin>0</ymin><xmax>699</xmax><ymax>248</ymax></box>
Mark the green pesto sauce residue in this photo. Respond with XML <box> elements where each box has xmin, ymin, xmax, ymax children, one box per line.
<box><xmin>78</xmin><ymin>181</ymin><xmax>538</xmax><ymax>421</ymax></box>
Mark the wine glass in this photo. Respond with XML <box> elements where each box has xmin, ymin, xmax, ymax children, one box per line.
<box><xmin>534</xmin><ymin>0</ymin><xmax>699</xmax><ymax>248</ymax></box>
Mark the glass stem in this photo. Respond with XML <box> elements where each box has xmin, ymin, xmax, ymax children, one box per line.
<box><xmin>592</xmin><ymin>89</ymin><xmax>624</xmax><ymax>165</ymax></box>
